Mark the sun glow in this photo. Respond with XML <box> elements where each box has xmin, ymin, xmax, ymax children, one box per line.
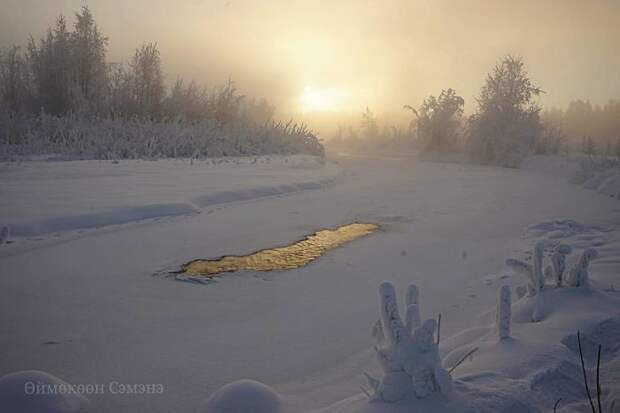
<box><xmin>300</xmin><ymin>86</ymin><xmax>347</xmax><ymax>112</ymax></box>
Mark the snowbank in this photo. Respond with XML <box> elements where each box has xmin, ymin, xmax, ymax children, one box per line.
<box><xmin>0</xmin><ymin>370</ymin><xmax>91</xmax><ymax>413</ymax></box>
<box><xmin>204</xmin><ymin>379</ymin><xmax>283</xmax><ymax>413</ymax></box>
<box><xmin>0</xmin><ymin>155</ymin><xmax>339</xmax><ymax>240</ymax></box>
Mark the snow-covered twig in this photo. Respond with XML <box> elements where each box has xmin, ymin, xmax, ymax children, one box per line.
<box><xmin>447</xmin><ymin>347</ymin><xmax>479</xmax><ymax>374</ymax></box>
<box><xmin>496</xmin><ymin>285</ymin><xmax>511</xmax><ymax>340</ymax></box>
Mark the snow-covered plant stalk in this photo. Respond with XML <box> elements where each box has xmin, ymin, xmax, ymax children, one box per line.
<box><xmin>405</xmin><ymin>284</ymin><xmax>420</xmax><ymax>334</ymax></box>
<box><xmin>533</xmin><ymin>241</ymin><xmax>545</xmax><ymax>291</ymax></box>
<box><xmin>531</xmin><ymin>290</ymin><xmax>544</xmax><ymax>322</ymax></box>
<box><xmin>566</xmin><ymin>248</ymin><xmax>599</xmax><ymax>287</ymax></box>
<box><xmin>506</xmin><ymin>241</ymin><xmax>546</xmax><ymax>296</ymax></box>
<box><xmin>366</xmin><ymin>282</ymin><xmax>452</xmax><ymax>403</ymax></box>
<box><xmin>551</xmin><ymin>244</ymin><xmax>572</xmax><ymax>287</ymax></box>
<box><xmin>496</xmin><ymin>285</ymin><xmax>511</xmax><ymax>340</ymax></box>
<box><xmin>506</xmin><ymin>258</ymin><xmax>536</xmax><ymax>296</ymax></box>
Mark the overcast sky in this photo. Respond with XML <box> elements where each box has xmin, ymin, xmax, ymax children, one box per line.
<box><xmin>2</xmin><ymin>0</ymin><xmax>619</xmax><ymax>125</ymax></box>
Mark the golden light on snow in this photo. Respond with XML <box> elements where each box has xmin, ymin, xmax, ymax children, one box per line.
<box><xmin>179</xmin><ymin>223</ymin><xmax>378</xmax><ymax>277</ymax></box>
<box><xmin>300</xmin><ymin>86</ymin><xmax>348</xmax><ymax>112</ymax></box>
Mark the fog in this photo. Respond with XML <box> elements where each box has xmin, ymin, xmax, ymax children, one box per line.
<box><xmin>2</xmin><ymin>0</ymin><xmax>619</xmax><ymax>132</ymax></box>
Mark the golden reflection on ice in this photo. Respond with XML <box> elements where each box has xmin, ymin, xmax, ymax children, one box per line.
<box><xmin>180</xmin><ymin>223</ymin><xmax>378</xmax><ymax>277</ymax></box>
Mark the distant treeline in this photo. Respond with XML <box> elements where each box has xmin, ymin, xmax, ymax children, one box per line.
<box><xmin>331</xmin><ymin>56</ymin><xmax>620</xmax><ymax>166</ymax></box>
<box><xmin>542</xmin><ymin>100</ymin><xmax>620</xmax><ymax>156</ymax></box>
<box><xmin>0</xmin><ymin>7</ymin><xmax>323</xmax><ymax>159</ymax></box>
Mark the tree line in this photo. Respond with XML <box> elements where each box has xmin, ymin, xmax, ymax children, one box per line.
<box><xmin>542</xmin><ymin>100</ymin><xmax>620</xmax><ymax>157</ymax></box>
<box><xmin>0</xmin><ymin>7</ymin><xmax>323</xmax><ymax>159</ymax></box>
<box><xmin>332</xmin><ymin>55</ymin><xmax>620</xmax><ymax>167</ymax></box>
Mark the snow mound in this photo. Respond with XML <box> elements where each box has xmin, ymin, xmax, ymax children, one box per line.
<box><xmin>192</xmin><ymin>178</ymin><xmax>334</xmax><ymax>208</ymax></box>
<box><xmin>0</xmin><ymin>370</ymin><xmax>91</xmax><ymax>413</ymax></box>
<box><xmin>204</xmin><ymin>379</ymin><xmax>282</xmax><ymax>413</ymax></box>
<box><xmin>582</xmin><ymin>168</ymin><xmax>620</xmax><ymax>198</ymax></box>
<box><xmin>525</xmin><ymin>219</ymin><xmax>605</xmax><ymax>240</ymax></box>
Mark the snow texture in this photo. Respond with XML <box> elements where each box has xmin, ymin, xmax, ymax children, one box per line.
<box><xmin>1</xmin><ymin>154</ymin><xmax>619</xmax><ymax>413</ymax></box>
<box><xmin>0</xmin><ymin>226</ymin><xmax>8</xmax><ymax>244</ymax></box>
<box><xmin>566</xmin><ymin>248</ymin><xmax>599</xmax><ymax>287</ymax></box>
<box><xmin>204</xmin><ymin>379</ymin><xmax>282</xmax><ymax>413</ymax></box>
<box><xmin>0</xmin><ymin>370</ymin><xmax>91</xmax><ymax>413</ymax></box>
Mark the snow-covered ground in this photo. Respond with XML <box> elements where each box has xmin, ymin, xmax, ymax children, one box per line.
<box><xmin>0</xmin><ymin>154</ymin><xmax>618</xmax><ymax>412</ymax></box>
<box><xmin>0</xmin><ymin>155</ymin><xmax>338</xmax><ymax>242</ymax></box>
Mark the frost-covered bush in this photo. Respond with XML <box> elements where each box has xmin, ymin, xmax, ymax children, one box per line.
<box><xmin>365</xmin><ymin>282</ymin><xmax>452</xmax><ymax>402</ymax></box>
<box><xmin>507</xmin><ymin>241</ymin><xmax>598</xmax><ymax>322</ymax></box>
<box><xmin>0</xmin><ymin>110</ymin><xmax>324</xmax><ymax>159</ymax></box>
<box><xmin>572</xmin><ymin>156</ymin><xmax>620</xmax><ymax>185</ymax></box>
<box><xmin>496</xmin><ymin>285</ymin><xmax>511</xmax><ymax>340</ymax></box>
<box><xmin>409</xmin><ymin>88</ymin><xmax>464</xmax><ymax>154</ymax></box>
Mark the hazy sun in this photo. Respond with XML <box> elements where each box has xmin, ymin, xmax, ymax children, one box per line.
<box><xmin>300</xmin><ymin>86</ymin><xmax>347</xmax><ymax>112</ymax></box>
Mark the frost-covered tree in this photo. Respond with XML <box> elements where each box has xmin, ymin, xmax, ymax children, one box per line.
<box><xmin>27</xmin><ymin>16</ymin><xmax>75</xmax><ymax>114</ymax></box>
<box><xmin>411</xmin><ymin>88</ymin><xmax>464</xmax><ymax>153</ymax></box>
<box><xmin>209</xmin><ymin>79</ymin><xmax>244</xmax><ymax>127</ymax></box>
<box><xmin>71</xmin><ymin>6</ymin><xmax>108</xmax><ymax>108</ymax></box>
<box><xmin>496</xmin><ymin>285</ymin><xmax>511</xmax><ymax>340</ymax></box>
<box><xmin>360</xmin><ymin>107</ymin><xmax>379</xmax><ymax>140</ymax></box>
<box><xmin>0</xmin><ymin>46</ymin><xmax>32</xmax><ymax>113</ymax></box>
<box><xmin>469</xmin><ymin>55</ymin><xmax>543</xmax><ymax>167</ymax></box>
<box><xmin>365</xmin><ymin>282</ymin><xmax>452</xmax><ymax>402</ymax></box>
<box><xmin>130</xmin><ymin>43</ymin><xmax>165</xmax><ymax>118</ymax></box>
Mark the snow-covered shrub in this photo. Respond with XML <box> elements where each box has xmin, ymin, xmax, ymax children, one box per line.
<box><xmin>572</xmin><ymin>155</ymin><xmax>620</xmax><ymax>185</ymax></box>
<box><xmin>409</xmin><ymin>88</ymin><xmax>464</xmax><ymax>154</ymax></box>
<box><xmin>566</xmin><ymin>248</ymin><xmax>599</xmax><ymax>287</ymax></box>
<box><xmin>0</xmin><ymin>110</ymin><xmax>324</xmax><ymax>160</ymax></box>
<box><xmin>365</xmin><ymin>282</ymin><xmax>452</xmax><ymax>402</ymax></box>
<box><xmin>506</xmin><ymin>242</ymin><xmax>574</xmax><ymax>322</ymax></box>
<box><xmin>0</xmin><ymin>370</ymin><xmax>91</xmax><ymax>413</ymax></box>
<box><xmin>496</xmin><ymin>285</ymin><xmax>511</xmax><ymax>340</ymax></box>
